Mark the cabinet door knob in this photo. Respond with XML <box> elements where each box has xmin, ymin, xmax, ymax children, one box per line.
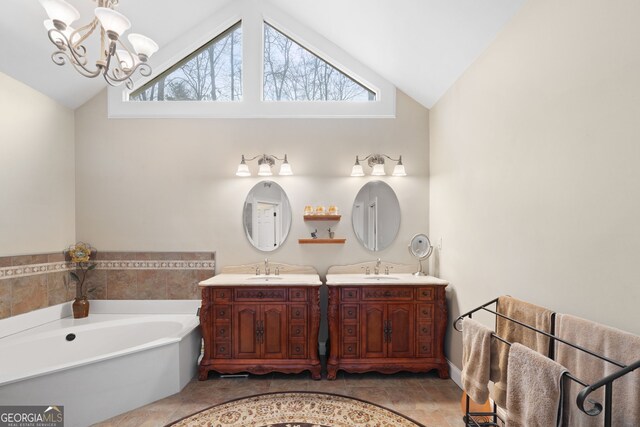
<box><xmin>219</xmin><ymin>346</ymin><xmax>225</xmax><ymax>352</ymax></box>
<box><xmin>348</xmin><ymin>310</ymin><xmax>353</xmax><ymax>316</ymax></box>
<box><xmin>347</xmin><ymin>346</ymin><xmax>353</xmax><ymax>352</ymax></box>
<box><xmin>295</xmin><ymin>310</ymin><xmax>300</xmax><ymax>316</ymax></box>
<box><xmin>296</xmin><ymin>328</ymin><xmax>301</xmax><ymax>334</ymax></box>
<box><xmin>219</xmin><ymin>310</ymin><xmax>225</xmax><ymax>316</ymax></box>
<box><xmin>348</xmin><ymin>328</ymin><xmax>353</xmax><ymax>334</ymax></box>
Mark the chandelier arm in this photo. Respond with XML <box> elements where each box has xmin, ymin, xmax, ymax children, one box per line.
<box><xmin>51</xmin><ymin>50</ymin><xmax>102</xmax><ymax>78</ymax></box>
<box><xmin>70</xmin><ymin>19</ymin><xmax>99</xmax><ymax>49</ymax></box>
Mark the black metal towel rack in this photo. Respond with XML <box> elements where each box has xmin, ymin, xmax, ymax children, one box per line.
<box><xmin>453</xmin><ymin>297</ymin><xmax>640</xmax><ymax>427</ymax></box>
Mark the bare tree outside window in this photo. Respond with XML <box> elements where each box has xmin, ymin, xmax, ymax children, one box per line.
<box><xmin>263</xmin><ymin>23</ymin><xmax>375</xmax><ymax>101</ymax></box>
<box><xmin>130</xmin><ymin>22</ymin><xmax>242</xmax><ymax>101</ymax></box>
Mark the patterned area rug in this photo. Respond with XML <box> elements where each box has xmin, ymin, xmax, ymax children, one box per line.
<box><xmin>168</xmin><ymin>391</ymin><xmax>424</xmax><ymax>427</ymax></box>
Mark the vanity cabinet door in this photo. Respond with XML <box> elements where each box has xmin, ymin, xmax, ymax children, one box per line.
<box><xmin>387</xmin><ymin>303</ymin><xmax>415</xmax><ymax>358</ymax></box>
<box><xmin>234</xmin><ymin>305</ymin><xmax>260</xmax><ymax>358</ymax></box>
<box><xmin>361</xmin><ymin>304</ymin><xmax>386</xmax><ymax>358</ymax></box>
<box><xmin>262</xmin><ymin>305</ymin><xmax>287</xmax><ymax>359</ymax></box>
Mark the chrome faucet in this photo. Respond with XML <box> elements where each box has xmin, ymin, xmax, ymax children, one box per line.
<box><xmin>264</xmin><ymin>258</ymin><xmax>270</xmax><ymax>276</ymax></box>
<box><xmin>275</xmin><ymin>266</ymin><xmax>280</xmax><ymax>276</ymax></box>
<box><xmin>374</xmin><ymin>258</ymin><xmax>381</xmax><ymax>275</ymax></box>
<box><xmin>255</xmin><ymin>265</ymin><xmax>260</xmax><ymax>275</ymax></box>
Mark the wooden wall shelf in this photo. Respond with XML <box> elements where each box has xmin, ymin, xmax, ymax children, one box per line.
<box><xmin>299</xmin><ymin>238</ymin><xmax>346</xmax><ymax>244</ymax></box>
<box><xmin>303</xmin><ymin>215</ymin><xmax>341</xmax><ymax>221</ymax></box>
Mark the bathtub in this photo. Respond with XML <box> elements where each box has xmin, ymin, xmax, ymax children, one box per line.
<box><xmin>0</xmin><ymin>300</ymin><xmax>201</xmax><ymax>427</ymax></box>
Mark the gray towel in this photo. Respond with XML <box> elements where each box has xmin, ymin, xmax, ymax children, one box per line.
<box><xmin>555</xmin><ymin>314</ymin><xmax>640</xmax><ymax>427</ymax></box>
<box><xmin>490</xmin><ymin>296</ymin><xmax>554</xmax><ymax>408</ymax></box>
<box><xmin>505</xmin><ymin>343</ymin><xmax>567</xmax><ymax>427</ymax></box>
<box><xmin>462</xmin><ymin>318</ymin><xmax>493</xmax><ymax>404</ymax></box>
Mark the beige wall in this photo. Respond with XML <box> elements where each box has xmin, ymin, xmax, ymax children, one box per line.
<box><xmin>430</xmin><ymin>0</ymin><xmax>640</xmax><ymax>369</ymax></box>
<box><xmin>74</xmin><ymin>90</ymin><xmax>429</xmax><ymax>276</ymax></box>
<box><xmin>0</xmin><ymin>72</ymin><xmax>75</xmax><ymax>256</ymax></box>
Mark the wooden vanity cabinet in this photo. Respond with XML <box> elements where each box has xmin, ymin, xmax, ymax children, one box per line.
<box><xmin>327</xmin><ymin>284</ymin><xmax>449</xmax><ymax>380</ymax></box>
<box><xmin>198</xmin><ymin>285</ymin><xmax>321</xmax><ymax>380</ymax></box>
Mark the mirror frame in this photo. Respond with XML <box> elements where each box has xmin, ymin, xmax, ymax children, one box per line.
<box><xmin>242</xmin><ymin>180</ymin><xmax>292</xmax><ymax>252</ymax></box>
<box><xmin>351</xmin><ymin>180</ymin><xmax>401</xmax><ymax>252</ymax></box>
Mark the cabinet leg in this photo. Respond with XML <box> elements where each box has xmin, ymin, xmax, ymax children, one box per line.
<box><xmin>310</xmin><ymin>366</ymin><xmax>322</xmax><ymax>380</ymax></box>
<box><xmin>326</xmin><ymin>365</ymin><xmax>338</xmax><ymax>380</ymax></box>
<box><xmin>198</xmin><ymin>367</ymin><xmax>210</xmax><ymax>381</ymax></box>
<box><xmin>437</xmin><ymin>365</ymin><xmax>450</xmax><ymax>379</ymax></box>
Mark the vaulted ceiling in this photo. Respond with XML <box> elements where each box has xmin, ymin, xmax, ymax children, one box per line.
<box><xmin>0</xmin><ymin>0</ymin><xmax>525</xmax><ymax>110</ymax></box>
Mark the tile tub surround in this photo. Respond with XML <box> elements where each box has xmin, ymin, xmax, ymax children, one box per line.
<box><xmin>0</xmin><ymin>251</ymin><xmax>215</xmax><ymax>319</ymax></box>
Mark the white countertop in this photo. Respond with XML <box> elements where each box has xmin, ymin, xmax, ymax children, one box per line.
<box><xmin>325</xmin><ymin>274</ymin><xmax>448</xmax><ymax>286</ymax></box>
<box><xmin>199</xmin><ymin>274</ymin><xmax>322</xmax><ymax>286</ymax></box>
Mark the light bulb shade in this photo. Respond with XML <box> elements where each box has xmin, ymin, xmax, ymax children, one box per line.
<box><xmin>392</xmin><ymin>163</ymin><xmax>407</xmax><ymax>177</ymax></box>
<box><xmin>236</xmin><ymin>163</ymin><xmax>251</xmax><ymax>177</ymax></box>
<box><xmin>279</xmin><ymin>162</ymin><xmax>293</xmax><ymax>176</ymax></box>
<box><xmin>351</xmin><ymin>164</ymin><xmax>365</xmax><ymax>177</ymax></box>
<box><xmin>95</xmin><ymin>7</ymin><xmax>131</xmax><ymax>38</ymax></box>
<box><xmin>39</xmin><ymin>0</ymin><xmax>80</xmax><ymax>26</ymax></box>
<box><xmin>128</xmin><ymin>33</ymin><xmax>159</xmax><ymax>58</ymax></box>
<box><xmin>371</xmin><ymin>163</ymin><xmax>386</xmax><ymax>176</ymax></box>
<box><xmin>116</xmin><ymin>49</ymin><xmax>137</xmax><ymax>70</ymax></box>
<box><xmin>258</xmin><ymin>163</ymin><xmax>273</xmax><ymax>176</ymax></box>
<box><xmin>44</xmin><ymin>19</ymin><xmax>79</xmax><ymax>44</ymax></box>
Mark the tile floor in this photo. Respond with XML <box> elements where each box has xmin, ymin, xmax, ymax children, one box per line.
<box><xmin>94</xmin><ymin>370</ymin><xmax>465</xmax><ymax>427</ymax></box>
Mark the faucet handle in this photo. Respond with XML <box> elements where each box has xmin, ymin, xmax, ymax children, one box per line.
<box><xmin>385</xmin><ymin>266</ymin><xmax>393</xmax><ymax>275</ymax></box>
<box><xmin>361</xmin><ymin>266</ymin><xmax>370</xmax><ymax>275</ymax></box>
<box><xmin>275</xmin><ymin>266</ymin><xmax>280</xmax><ymax>276</ymax></box>
<box><xmin>255</xmin><ymin>266</ymin><xmax>260</xmax><ymax>275</ymax></box>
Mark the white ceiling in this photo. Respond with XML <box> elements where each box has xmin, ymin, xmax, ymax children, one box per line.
<box><xmin>0</xmin><ymin>0</ymin><xmax>525</xmax><ymax>110</ymax></box>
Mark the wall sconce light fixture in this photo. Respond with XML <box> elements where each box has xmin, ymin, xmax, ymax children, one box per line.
<box><xmin>236</xmin><ymin>154</ymin><xmax>293</xmax><ymax>177</ymax></box>
<box><xmin>351</xmin><ymin>154</ymin><xmax>406</xmax><ymax>177</ymax></box>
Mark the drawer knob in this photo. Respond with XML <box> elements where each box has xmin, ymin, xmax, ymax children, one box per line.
<box><xmin>422</xmin><ymin>291</ymin><xmax>428</xmax><ymax>296</ymax></box>
<box><xmin>220</xmin><ymin>328</ymin><xmax>225</xmax><ymax>334</ymax></box>
<box><xmin>219</xmin><ymin>311</ymin><xmax>225</xmax><ymax>316</ymax></box>
<box><xmin>295</xmin><ymin>310</ymin><xmax>300</xmax><ymax>316</ymax></box>
<box><xmin>296</xmin><ymin>346</ymin><xmax>301</xmax><ymax>352</ymax></box>
<box><xmin>258</xmin><ymin>291</ymin><xmax>264</xmax><ymax>298</ymax></box>
<box><xmin>384</xmin><ymin>290</ymin><xmax>391</xmax><ymax>297</ymax></box>
<box><xmin>422</xmin><ymin>327</ymin><xmax>427</xmax><ymax>333</ymax></box>
<box><xmin>348</xmin><ymin>310</ymin><xmax>353</xmax><ymax>316</ymax></box>
<box><xmin>348</xmin><ymin>292</ymin><xmax>353</xmax><ymax>297</ymax></box>
<box><xmin>348</xmin><ymin>328</ymin><xmax>353</xmax><ymax>334</ymax></box>
<box><xmin>295</xmin><ymin>292</ymin><xmax>300</xmax><ymax>297</ymax></box>
<box><xmin>220</xmin><ymin>292</ymin><xmax>225</xmax><ymax>297</ymax></box>
<box><xmin>219</xmin><ymin>346</ymin><xmax>225</xmax><ymax>352</ymax></box>
<box><xmin>347</xmin><ymin>346</ymin><xmax>353</xmax><ymax>352</ymax></box>
<box><xmin>422</xmin><ymin>345</ymin><xmax>428</xmax><ymax>351</ymax></box>
<box><xmin>296</xmin><ymin>328</ymin><xmax>301</xmax><ymax>334</ymax></box>
<box><xmin>423</xmin><ymin>310</ymin><xmax>428</xmax><ymax>315</ymax></box>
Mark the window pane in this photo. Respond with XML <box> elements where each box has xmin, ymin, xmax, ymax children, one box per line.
<box><xmin>130</xmin><ymin>22</ymin><xmax>242</xmax><ymax>101</ymax></box>
<box><xmin>263</xmin><ymin>23</ymin><xmax>375</xmax><ymax>101</ymax></box>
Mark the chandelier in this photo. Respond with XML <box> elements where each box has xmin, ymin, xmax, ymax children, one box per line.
<box><xmin>39</xmin><ymin>0</ymin><xmax>158</xmax><ymax>88</ymax></box>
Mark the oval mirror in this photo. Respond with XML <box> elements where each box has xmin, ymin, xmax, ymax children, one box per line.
<box><xmin>408</xmin><ymin>233</ymin><xmax>433</xmax><ymax>276</ymax></box>
<box><xmin>352</xmin><ymin>181</ymin><xmax>401</xmax><ymax>251</ymax></box>
<box><xmin>243</xmin><ymin>181</ymin><xmax>292</xmax><ymax>251</ymax></box>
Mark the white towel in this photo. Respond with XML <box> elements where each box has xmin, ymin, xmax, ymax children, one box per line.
<box><xmin>461</xmin><ymin>318</ymin><xmax>493</xmax><ymax>404</ymax></box>
<box><xmin>555</xmin><ymin>314</ymin><xmax>640</xmax><ymax>427</ymax></box>
<box><xmin>505</xmin><ymin>343</ymin><xmax>567</xmax><ymax>427</ymax></box>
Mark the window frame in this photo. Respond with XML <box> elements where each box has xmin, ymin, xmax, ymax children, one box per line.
<box><xmin>107</xmin><ymin>0</ymin><xmax>395</xmax><ymax>118</ymax></box>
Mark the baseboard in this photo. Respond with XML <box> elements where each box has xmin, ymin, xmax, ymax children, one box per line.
<box><xmin>447</xmin><ymin>359</ymin><xmax>462</xmax><ymax>389</ymax></box>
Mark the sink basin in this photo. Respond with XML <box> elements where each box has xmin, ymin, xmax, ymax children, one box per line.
<box><xmin>364</xmin><ymin>276</ymin><xmax>399</xmax><ymax>280</ymax></box>
<box><xmin>247</xmin><ymin>275</ymin><xmax>283</xmax><ymax>281</ymax></box>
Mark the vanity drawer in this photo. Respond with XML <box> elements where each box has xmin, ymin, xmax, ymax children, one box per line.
<box><xmin>341</xmin><ymin>288</ymin><xmax>359</xmax><ymax>301</ymax></box>
<box><xmin>418</xmin><ymin>323</ymin><xmax>433</xmax><ymax>338</ymax></box>
<box><xmin>289</xmin><ymin>341</ymin><xmax>307</xmax><ymax>359</ymax></box>
<box><xmin>342</xmin><ymin>341</ymin><xmax>359</xmax><ymax>358</ymax></box>
<box><xmin>290</xmin><ymin>324</ymin><xmax>306</xmax><ymax>338</ymax></box>
<box><xmin>214</xmin><ymin>305</ymin><xmax>231</xmax><ymax>320</ymax></box>
<box><xmin>213</xmin><ymin>289</ymin><xmax>231</xmax><ymax>302</ymax></box>
<box><xmin>234</xmin><ymin>288</ymin><xmax>287</xmax><ymax>301</ymax></box>
<box><xmin>362</xmin><ymin>287</ymin><xmax>413</xmax><ymax>301</ymax></box>
<box><xmin>417</xmin><ymin>341</ymin><xmax>433</xmax><ymax>357</ymax></box>
<box><xmin>214</xmin><ymin>342</ymin><xmax>231</xmax><ymax>358</ymax></box>
<box><xmin>418</xmin><ymin>304</ymin><xmax>434</xmax><ymax>320</ymax></box>
<box><xmin>289</xmin><ymin>288</ymin><xmax>307</xmax><ymax>301</ymax></box>
<box><xmin>342</xmin><ymin>305</ymin><xmax>359</xmax><ymax>320</ymax></box>
<box><xmin>214</xmin><ymin>323</ymin><xmax>230</xmax><ymax>340</ymax></box>
<box><xmin>290</xmin><ymin>305</ymin><xmax>307</xmax><ymax>321</ymax></box>
<box><xmin>343</xmin><ymin>324</ymin><xmax>358</xmax><ymax>338</ymax></box>
<box><xmin>417</xmin><ymin>287</ymin><xmax>435</xmax><ymax>301</ymax></box>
